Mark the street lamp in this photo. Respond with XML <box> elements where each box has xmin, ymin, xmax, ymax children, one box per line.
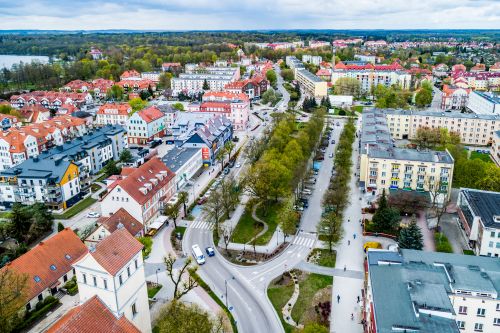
<box><xmin>156</xmin><ymin>268</ymin><xmax>160</xmax><ymax>285</ymax></box>
<box><xmin>225</xmin><ymin>276</ymin><xmax>235</xmax><ymax>308</ymax></box>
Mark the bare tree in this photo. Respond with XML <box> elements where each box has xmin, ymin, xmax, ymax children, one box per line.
<box><xmin>164</xmin><ymin>202</ymin><xmax>181</xmax><ymax>228</ymax></box>
<box><xmin>426</xmin><ymin>177</ymin><xmax>451</xmax><ymax>229</ymax></box>
<box><xmin>203</xmin><ymin>188</ymin><xmax>225</xmax><ymax>239</ymax></box>
<box><xmin>317</xmin><ymin>212</ymin><xmax>343</xmax><ymax>253</ymax></box>
<box><xmin>219</xmin><ymin>223</ymin><xmax>234</xmax><ymax>254</ymax></box>
<box><xmin>164</xmin><ymin>254</ymin><xmax>199</xmax><ymax>300</ymax></box>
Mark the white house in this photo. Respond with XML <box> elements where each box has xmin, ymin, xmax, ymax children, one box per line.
<box><xmin>96</xmin><ymin>103</ymin><xmax>132</xmax><ymax>126</ymax></box>
<box><xmin>126</xmin><ymin>106</ymin><xmax>166</xmax><ymax>145</ymax></box>
<box><xmin>161</xmin><ymin>147</ymin><xmax>202</xmax><ymax>191</ymax></box>
<box><xmin>73</xmin><ymin>228</ymin><xmax>151</xmax><ymax>333</ymax></box>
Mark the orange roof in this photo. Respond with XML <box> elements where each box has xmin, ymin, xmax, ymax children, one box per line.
<box><xmin>112</xmin><ymin>157</ymin><xmax>175</xmax><ymax>205</ymax></box>
<box><xmin>0</xmin><ymin>130</ymin><xmax>30</xmax><ymax>153</ymax></box>
<box><xmin>1</xmin><ymin>228</ymin><xmax>87</xmax><ymax>302</ymax></box>
<box><xmin>97</xmin><ymin>103</ymin><xmax>132</xmax><ymax>116</ymax></box>
<box><xmin>203</xmin><ymin>91</ymin><xmax>249</xmax><ymax>102</ymax></box>
<box><xmin>90</xmin><ymin>228</ymin><xmax>143</xmax><ymax>276</ymax></box>
<box><xmin>120</xmin><ymin>70</ymin><xmax>140</xmax><ymax>79</ymax></box>
<box><xmin>137</xmin><ymin>106</ymin><xmax>164</xmax><ymax>123</ymax></box>
<box><xmin>48</xmin><ymin>295</ymin><xmax>140</xmax><ymax>333</ymax></box>
<box><xmin>97</xmin><ymin>208</ymin><xmax>143</xmax><ymax>237</ymax></box>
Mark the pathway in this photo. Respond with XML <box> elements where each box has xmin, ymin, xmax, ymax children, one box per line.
<box><xmin>246</xmin><ymin>202</ymin><xmax>268</xmax><ymax>245</ymax></box>
<box><xmin>296</xmin><ymin>261</ymin><xmax>364</xmax><ymax>280</ymax></box>
<box><xmin>90</xmin><ymin>181</ymin><xmax>107</xmax><ymax>200</ymax></box>
<box><xmin>414</xmin><ymin>212</ymin><xmax>436</xmax><ymax>251</ymax></box>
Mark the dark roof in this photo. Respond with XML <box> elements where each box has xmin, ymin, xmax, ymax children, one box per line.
<box><xmin>461</xmin><ymin>188</ymin><xmax>500</xmax><ymax>228</ymax></box>
<box><xmin>0</xmin><ymin>156</ymin><xmax>74</xmax><ymax>182</ymax></box>
<box><xmin>162</xmin><ymin>147</ymin><xmax>201</xmax><ymax>173</ymax></box>
<box><xmin>97</xmin><ymin>208</ymin><xmax>143</xmax><ymax>236</ymax></box>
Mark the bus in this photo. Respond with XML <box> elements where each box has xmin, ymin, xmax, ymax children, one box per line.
<box><xmin>191</xmin><ymin>244</ymin><xmax>206</xmax><ymax>265</ymax></box>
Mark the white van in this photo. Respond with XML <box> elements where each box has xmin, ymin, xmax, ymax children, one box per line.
<box><xmin>191</xmin><ymin>244</ymin><xmax>206</xmax><ymax>265</ymax></box>
<box><xmin>302</xmin><ymin>189</ymin><xmax>312</xmax><ymax>195</ymax></box>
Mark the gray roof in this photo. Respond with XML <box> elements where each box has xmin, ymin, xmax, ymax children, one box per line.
<box><xmin>361</xmin><ymin>108</ymin><xmax>454</xmax><ymax>164</ymax></box>
<box><xmin>162</xmin><ymin>147</ymin><xmax>201</xmax><ymax>174</ymax></box>
<box><xmin>0</xmin><ymin>156</ymin><xmax>72</xmax><ymax>183</ymax></box>
<box><xmin>368</xmin><ymin>249</ymin><xmax>500</xmax><ymax>333</ymax></box>
<box><xmin>297</xmin><ymin>69</ymin><xmax>323</xmax><ymax>83</ymax></box>
<box><xmin>383</xmin><ymin>108</ymin><xmax>500</xmax><ymax>121</ymax></box>
<box><xmin>473</xmin><ymin>91</ymin><xmax>500</xmax><ymax>105</ymax></box>
<box><xmin>460</xmin><ymin>188</ymin><xmax>500</xmax><ymax>229</ymax></box>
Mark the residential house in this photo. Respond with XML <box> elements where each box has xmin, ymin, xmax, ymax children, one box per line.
<box><xmin>10</xmin><ymin>91</ymin><xmax>93</xmax><ymax>110</ymax></box>
<box><xmin>441</xmin><ymin>85</ymin><xmax>471</xmax><ymax>110</ymax></box>
<box><xmin>0</xmin><ymin>228</ymin><xmax>87</xmax><ymax>312</ymax></box>
<box><xmin>126</xmin><ymin>106</ymin><xmax>167</xmax><ymax>145</ymax></box>
<box><xmin>100</xmin><ymin>158</ymin><xmax>176</xmax><ymax>229</ymax></box>
<box><xmin>17</xmin><ymin>104</ymin><xmax>50</xmax><ymax>124</ymax></box>
<box><xmin>467</xmin><ymin>91</ymin><xmax>500</xmax><ymax>115</ymax></box>
<box><xmin>97</xmin><ymin>103</ymin><xmax>132</xmax><ymax>126</ymax></box>
<box><xmin>73</xmin><ymin>229</ymin><xmax>151</xmax><ymax>333</ymax></box>
<box><xmin>161</xmin><ymin>146</ymin><xmax>202</xmax><ymax>191</ymax></box>
<box><xmin>85</xmin><ymin>208</ymin><xmax>144</xmax><ymax>246</ymax></box>
<box><xmin>491</xmin><ymin>131</ymin><xmax>500</xmax><ymax>166</ymax></box>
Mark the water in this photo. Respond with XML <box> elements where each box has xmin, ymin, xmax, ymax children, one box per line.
<box><xmin>0</xmin><ymin>55</ymin><xmax>49</xmax><ymax>69</ymax></box>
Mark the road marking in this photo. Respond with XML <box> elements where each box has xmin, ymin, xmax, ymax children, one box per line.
<box><xmin>293</xmin><ymin>236</ymin><xmax>316</xmax><ymax>248</ymax></box>
<box><xmin>190</xmin><ymin>220</ymin><xmax>213</xmax><ymax>230</ymax></box>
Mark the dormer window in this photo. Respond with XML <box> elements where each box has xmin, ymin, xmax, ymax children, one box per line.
<box><xmin>34</xmin><ymin>275</ymin><xmax>41</xmax><ymax>283</ymax></box>
<box><xmin>50</xmin><ymin>264</ymin><xmax>56</xmax><ymax>271</ymax></box>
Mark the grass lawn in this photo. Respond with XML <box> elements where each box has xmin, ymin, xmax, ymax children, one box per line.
<box><xmin>314</xmin><ymin>249</ymin><xmax>337</xmax><ymax>268</ymax></box>
<box><xmin>435</xmin><ymin>232</ymin><xmax>453</xmax><ymax>253</ymax></box>
<box><xmin>52</xmin><ymin>197</ymin><xmax>97</xmax><ymax>219</ymax></box>
<box><xmin>90</xmin><ymin>183</ymin><xmax>103</xmax><ymax>192</ymax></box>
<box><xmin>175</xmin><ymin>226</ymin><xmax>187</xmax><ymax>238</ymax></box>
<box><xmin>147</xmin><ymin>284</ymin><xmax>162</xmax><ymax>298</ymax></box>
<box><xmin>291</xmin><ymin>273</ymin><xmax>333</xmax><ymax>325</ymax></box>
<box><xmin>351</xmin><ymin>105</ymin><xmax>364</xmax><ymax>113</ymax></box>
<box><xmin>254</xmin><ymin>202</ymin><xmax>282</xmax><ymax>245</ymax></box>
<box><xmin>230</xmin><ymin>205</ymin><xmax>263</xmax><ymax>244</ymax></box>
<box><xmin>470</xmin><ymin>151</ymin><xmax>493</xmax><ymax>163</ymax></box>
<box><xmin>267</xmin><ymin>278</ymin><xmax>296</xmax><ymax>333</ymax></box>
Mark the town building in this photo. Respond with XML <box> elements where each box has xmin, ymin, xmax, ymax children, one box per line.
<box><xmin>365</xmin><ymin>249</ymin><xmax>500</xmax><ymax>333</ymax></box>
<box><xmin>89</xmin><ymin>47</ymin><xmax>103</xmax><ymax>60</ymax></box>
<box><xmin>441</xmin><ymin>85</ymin><xmax>471</xmax><ymax>110</ymax></box>
<box><xmin>171</xmin><ymin>65</ymin><xmax>240</xmax><ymax>97</ymax></box>
<box><xmin>161</xmin><ymin>62</ymin><xmax>182</xmax><ymax>72</ymax></box>
<box><xmin>73</xmin><ymin>228</ymin><xmax>151</xmax><ymax>333</ymax></box>
<box><xmin>360</xmin><ymin>109</ymin><xmax>454</xmax><ymax>202</ymax></box>
<box><xmin>315</xmin><ymin>69</ymin><xmax>332</xmax><ymax>81</ymax></box>
<box><xmin>10</xmin><ymin>91</ymin><xmax>93</xmax><ymax>110</ymax></box>
<box><xmin>332</xmin><ymin>62</ymin><xmax>411</xmax><ymax>92</ymax></box>
<box><xmin>161</xmin><ymin>146</ymin><xmax>202</xmax><ymax>191</ymax></box>
<box><xmin>457</xmin><ymin>188</ymin><xmax>500</xmax><ymax>257</ymax></box>
<box><xmin>96</xmin><ymin>103</ymin><xmax>132</xmax><ymax>126</ymax></box>
<box><xmin>126</xmin><ymin>106</ymin><xmax>167</xmax><ymax>145</ymax></box>
<box><xmin>302</xmin><ymin>54</ymin><xmax>322</xmax><ymax>66</ymax></box>
<box><xmin>0</xmin><ymin>114</ymin><xmax>18</xmax><ymax>130</ymax></box>
<box><xmin>48</xmin><ymin>295</ymin><xmax>141</xmax><ymax>333</ymax></box>
<box><xmin>354</xmin><ymin>54</ymin><xmax>377</xmax><ymax>64</ymax></box>
<box><xmin>491</xmin><ymin>131</ymin><xmax>500</xmax><ymax>166</ymax></box>
<box><xmin>85</xmin><ymin>207</ymin><xmax>144</xmax><ymax>246</ymax></box>
<box><xmin>140</xmin><ymin>72</ymin><xmax>161</xmax><ymax>83</ymax></box>
<box><xmin>100</xmin><ymin>157</ymin><xmax>176</xmax><ymax>228</ymax></box>
<box><xmin>363</xmin><ymin>40</ymin><xmax>388</xmax><ymax>49</ymax></box>
<box><xmin>295</xmin><ymin>69</ymin><xmax>328</xmax><ymax>99</ymax></box>
<box><xmin>180</xmin><ymin>115</ymin><xmax>233</xmax><ymax>165</ymax></box>
<box><xmin>308</xmin><ymin>40</ymin><xmax>330</xmax><ymax>49</ymax></box>
<box><xmin>383</xmin><ymin>109</ymin><xmax>500</xmax><ymax>146</ymax></box>
<box><xmin>285</xmin><ymin>56</ymin><xmax>305</xmax><ymax>73</ymax></box>
<box><xmin>0</xmin><ymin>228</ymin><xmax>87</xmax><ymax>312</ymax></box>
<box><xmin>224</xmin><ymin>76</ymin><xmax>268</xmax><ymax>99</ymax></box>
<box><xmin>17</xmin><ymin>104</ymin><xmax>50</xmax><ymax>124</ymax></box>
<box><xmin>467</xmin><ymin>91</ymin><xmax>500</xmax><ymax>115</ymax></box>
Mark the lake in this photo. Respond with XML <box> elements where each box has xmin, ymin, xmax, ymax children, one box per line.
<box><xmin>0</xmin><ymin>55</ymin><xmax>49</xmax><ymax>69</ymax></box>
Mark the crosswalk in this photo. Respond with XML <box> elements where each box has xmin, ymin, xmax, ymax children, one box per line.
<box><xmin>292</xmin><ymin>235</ymin><xmax>315</xmax><ymax>248</ymax></box>
<box><xmin>190</xmin><ymin>220</ymin><xmax>213</xmax><ymax>230</ymax></box>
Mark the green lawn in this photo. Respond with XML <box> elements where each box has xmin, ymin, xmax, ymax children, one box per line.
<box><xmin>147</xmin><ymin>284</ymin><xmax>162</xmax><ymax>298</ymax></box>
<box><xmin>315</xmin><ymin>249</ymin><xmax>337</xmax><ymax>268</ymax></box>
<box><xmin>175</xmin><ymin>226</ymin><xmax>187</xmax><ymax>238</ymax></box>
<box><xmin>470</xmin><ymin>151</ymin><xmax>493</xmax><ymax>163</ymax></box>
<box><xmin>52</xmin><ymin>197</ymin><xmax>97</xmax><ymax>219</ymax></box>
<box><xmin>351</xmin><ymin>105</ymin><xmax>364</xmax><ymax>113</ymax></box>
<box><xmin>435</xmin><ymin>232</ymin><xmax>453</xmax><ymax>253</ymax></box>
<box><xmin>267</xmin><ymin>278</ymin><xmax>296</xmax><ymax>333</ymax></box>
<box><xmin>291</xmin><ymin>273</ymin><xmax>333</xmax><ymax>325</ymax></box>
<box><xmin>230</xmin><ymin>205</ymin><xmax>263</xmax><ymax>244</ymax></box>
<box><xmin>254</xmin><ymin>202</ymin><xmax>282</xmax><ymax>245</ymax></box>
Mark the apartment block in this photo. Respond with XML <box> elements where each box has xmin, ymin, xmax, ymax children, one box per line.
<box><xmin>360</xmin><ymin>109</ymin><xmax>454</xmax><ymax>202</ymax></box>
<box><xmin>383</xmin><ymin>109</ymin><xmax>500</xmax><ymax>146</ymax></box>
<box><xmin>467</xmin><ymin>91</ymin><xmax>500</xmax><ymax>115</ymax></box>
<box><xmin>295</xmin><ymin>69</ymin><xmax>328</xmax><ymax>99</ymax></box>
<box><xmin>491</xmin><ymin>131</ymin><xmax>500</xmax><ymax>166</ymax></box>
<box><xmin>365</xmin><ymin>249</ymin><xmax>500</xmax><ymax>333</ymax></box>
<box><xmin>171</xmin><ymin>65</ymin><xmax>240</xmax><ymax>97</ymax></box>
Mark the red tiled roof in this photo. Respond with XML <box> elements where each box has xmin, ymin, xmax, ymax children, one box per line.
<box><xmin>90</xmin><ymin>228</ymin><xmax>143</xmax><ymax>276</ymax></box>
<box><xmin>97</xmin><ymin>103</ymin><xmax>132</xmax><ymax>116</ymax></box>
<box><xmin>137</xmin><ymin>106</ymin><xmax>164</xmax><ymax>123</ymax></box>
<box><xmin>48</xmin><ymin>295</ymin><xmax>140</xmax><ymax>333</ymax></box>
<box><xmin>1</xmin><ymin>228</ymin><xmax>87</xmax><ymax>302</ymax></box>
<box><xmin>120</xmin><ymin>70</ymin><xmax>140</xmax><ymax>79</ymax></box>
<box><xmin>114</xmin><ymin>157</ymin><xmax>175</xmax><ymax>205</ymax></box>
<box><xmin>97</xmin><ymin>208</ymin><xmax>143</xmax><ymax>236</ymax></box>
<box><xmin>203</xmin><ymin>91</ymin><xmax>249</xmax><ymax>102</ymax></box>
<box><xmin>334</xmin><ymin>61</ymin><xmax>404</xmax><ymax>71</ymax></box>
<box><xmin>316</xmin><ymin>69</ymin><xmax>331</xmax><ymax>76</ymax></box>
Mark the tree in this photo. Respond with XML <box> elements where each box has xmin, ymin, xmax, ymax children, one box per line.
<box><xmin>156</xmin><ymin>300</ymin><xmax>215</xmax><ymax>333</ymax></box>
<box><xmin>172</xmin><ymin>102</ymin><xmax>184</xmax><ymax>111</ymax></box>
<box><xmin>279</xmin><ymin>197</ymin><xmax>298</xmax><ymax>243</ymax></box>
<box><xmin>388</xmin><ymin>191</ymin><xmax>429</xmax><ymax>215</ymax></box>
<box><xmin>103</xmin><ymin>160</ymin><xmax>120</xmax><ymax>177</ymax></box>
<box><xmin>398</xmin><ymin>217</ymin><xmax>424</xmax><ymax>250</ymax></box>
<box><xmin>106</xmin><ymin>84</ymin><xmax>124</xmax><ymax>100</ymax></box>
<box><xmin>0</xmin><ymin>268</ymin><xmax>28</xmax><ymax>332</ymax></box>
<box><xmin>415</xmin><ymin>88</ymin><xmax>432</xmax><ymax>107</ymax></box>
<box><xmin>220</xmin><ymin>177</ymin><xmax>240</xmax><ymax>217</ymax></box>
<box><xmin>129</xmin><ymin>97</ymin><xmax>147</xmax><ymax>113</ymax></box>
<box><xmin>215</xmin><ymin>149</ymin><xmax>226</xmax><ymax>172</ymax></box>
<box><xmin>333</xmin><ymin>77</ymin><xmax>361</xmax><ymax>97</ymax></box>
<box><xmin>158</xmin><ymin>72</ymin><xmax>172</xmax><ymax>90</ymax></box>
<box><xmin>178</xmin><ymin>191</ymin><xmax>189</xmax><ymax>217</ymax></box>
<box><xmin>202</xmin><ymin>79</ymin><xmax>209</xmax><ymax>90</ymax></box>
<box><xmin>163</xmin><ymin>254</ymin><xmax>199</xmax><ymax>300</ymax></box>
<box><xmin>280</xmin><ymin>68</ymin><xmax>294</xmax><ymax>82</ymax></box>
<box><xmin>219</xmin><ymin>223</ymin><xmax>233</xmax><ymax>254</ymax></box>
<box><xmin>372</xmin><ymin>189</ymin><xmax>401</xmax><ymax>233</ymax></box>
<box><xmin>266</xmin><ymin>70</ymin><xmax>277</xmax><ymax>87</ymax></box>
<box><xmin>164</xmin><ymin>202</ymin><xmax>180</xmax><ymax>228</ymax></box>
<box><xmin>119</xmin><ymin>149</ymin><xmax>133</xmax><ymax>164</ymax></box>
<box><xmin>224</xmin><ymin>140</ymin><xmax>236</xmax><ymax>161</ymax></box>
<box><xmin>317</xmin><ymin>212</ymin><xmax>343</xmax><ymax>253</ymax></box>
<box><xmin>8</xmin><ymin>204</ymin><xmax>30</xmax><ymax>243</ymax></box>
<box><xmin>203</xmin><ymin>189</ymin><xmax>225</xmax><ymax>239</ymax></box>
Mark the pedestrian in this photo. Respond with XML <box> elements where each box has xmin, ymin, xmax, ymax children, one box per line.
<box><xmin>348</xmin><ymin>240</ymin><xmax>350</xmax><ymax>246</ymax></box>
<box><xmin>357</xmin><ymin>296</ymin><xmax>360</xmax><ymax>303</ymax></box>
<box><xmin>348</xmin><ymin>218</ymin><xmax>350</xmax><ymax>223</ymax></box>
<box><xmin>337</xmin><ymin>295</ymin><xmax>340</xmax><ymax>303</ymax></box>
<box><xmin>351</xmin><ymin>313</ymin><xmax>354</xmax><ymax>320</ymax></box>
<box><xmin>343</xmin><ymin>265</ymin><xmax>346</xmax><ymax>271</ymax></box>
<box><xmin>353</xmin><ymin>233</ymin><xmax>357</xmax><ymax>239</ymax></box>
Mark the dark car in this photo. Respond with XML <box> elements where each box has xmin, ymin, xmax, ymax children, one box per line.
<box><xmin>205</xmin><ymin>247</ymin><xmax>215</xmax><ymax>257</ymax></box>
<box><xmin>224</xmin><ymin>167</ymin><xmax>230</xmax><ymax>175</ymax></box>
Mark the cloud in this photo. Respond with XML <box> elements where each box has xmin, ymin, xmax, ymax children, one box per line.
<box><xmin>0</xmin><ymin>0</ymin><xmax>498</xmax><ymax>30</ymax></box>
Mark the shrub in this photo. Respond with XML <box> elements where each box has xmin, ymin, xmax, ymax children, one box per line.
<box><xmin>435</xmin><ymin>232</ymin><xmax>453</xmax><ymax>253</ymax></box>
<box><xmin>138</xmin><ymin>237</ymin><xmax>153</xmax><ymax>258</ymax></box>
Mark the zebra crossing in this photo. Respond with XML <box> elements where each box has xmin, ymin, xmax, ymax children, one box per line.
<box><xmin>190</xmin><ymin>220</ymin><xmax>213</xmax><ymax>230</ymax></box>
<box><xmin>292</xmin><ymin>235</ymin><xmax>316</xmax><ymax>248</ymax></box>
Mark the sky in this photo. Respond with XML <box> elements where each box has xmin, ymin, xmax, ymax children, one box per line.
<box><xmin>0</xmin><ymin>0</ymin><xmax>499</xmax><ymax>30</ymax></box>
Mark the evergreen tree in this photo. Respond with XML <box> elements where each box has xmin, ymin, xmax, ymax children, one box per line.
<box><xmin>202</xmin><ymin>79</ymin><xmax>209</xmax><ymax>90</ymax></box>
<box><xmin>372</xmin><ymin>189</ymin><xmax>401</xmax><ymax>232</ymax></box>
<box><xmin>398</xmin><ymin>218</ymin><xmax>424</xmax><ymax>250</ymax></box>
<box><xmin>8</xmin><ymin>203</ymin><xmax>30</xmax><ymax>242</ymax></box>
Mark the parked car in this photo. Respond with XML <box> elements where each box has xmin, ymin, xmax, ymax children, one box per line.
<box><xmin>302</xmin><ymin>189</ymin><xmax>312</xmax><ymax>195</ymax></box>
<box><xmin>205</xmin><ymin>247</ymin><xmax>215</xmax><ymax>257</ymax></box>
<box><xmin>197</xmin><ymin>197</ymin><xmax>207</xmax><ymax>205</ymax></box>
<box><xmin>86</xmin><ymin>212</ymin><xmax>100</xmax><ymax>218</ymax></box>
<box><xmin>235</xmin><ymin>163</ymin><xmax>241</xmax><ymax>168</ymax></box>
<box><xmin>336</xmin><ymin>122</ymin><xmax>340</xmax><ymax>126</ymax></box>
<box><xmin>331</xmin><ymin>140</ymin><xmax>335</xmax><ymax>144</ymax></box>
<box><xmin>294</xmin><ymin>205</ymin><xmax>304</xmax><ymax>211</ymax></box>
<box><xmin>329</xmin><ymin>153</ymin><xmax>333</xmax><ymax>158</ymax></box>
<box><xmin>224</xmin><ymin>167</ymin><xmax>230</xmax><ymax>175</ymax></box>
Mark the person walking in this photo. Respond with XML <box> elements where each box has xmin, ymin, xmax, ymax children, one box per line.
<box><xmin>357</xmin><ymin>296</ymin><xmax>360</xmax><ymax>303</ymax></box>
<box><xmin>351</xmin><ymin>313</ymin><xmax>354</xmax><ymax>320</ymax></box>
<box><xmin>353</xmin><ymin>233</ymin><xmax>357</xmax><ymax>239</ymax></box>
<box><xmin>337</xmin><ymin>295</ymin><xmax>341</xmax><ymax>303</ymax></box>
<box><xmin>343</xmin><ymin>265</ymin><xmax>346</xmax><ymax>271</ymax></box>
<box><xmin>348</xmin><ymin>240</ymin><xmax>350</xmax><ymax>246</ymax></box>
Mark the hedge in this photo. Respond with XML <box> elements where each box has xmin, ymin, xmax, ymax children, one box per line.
<box><xmin>15</xmin><ymin>296</ymin><xmax>60</xmax><ymax>331</ymax></box>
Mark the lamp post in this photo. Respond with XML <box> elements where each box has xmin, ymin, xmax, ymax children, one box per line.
<box><xmin>225</xmin><ymin>276</ymin><xmax>235</xmax><ymax>308</ymax></box>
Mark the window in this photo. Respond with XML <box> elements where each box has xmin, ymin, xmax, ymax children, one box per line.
<box><xmin>474</xmin><ymin>323</ymin><xmax>483</xmax><ymax>332</ymax></box>
<box><xmin>83</xmin><ymin>273</ymin><xmax>87</xmax><ymax>284</ymax></box>
<box><xmin>132</xmin><ymin>303</ymin><xmax>137</xmax><ymax>316</ymax></box>
<box><xmin>119</xmin><ymin>274</ymin><xmax>123</xmax><ymax>286</ymax></box>
<box><xmin>135</xmin><ymin>259</ymin><xmax>138</xmax><ymax>269</ymax></box>
<box><xmin>50</xmin><ymin>264</ymin><xmax>56</xmax><ymax>271</ymax></box>
<box><xmin>103</xmin><ymin>279</ymin><xmax>108</xmax><ymax>290</ymax></box>
<box><xmin>477</xmin><ymin>308</ymin><xmax>486</xmax><ymax>317</ymax></box>
<box><xmin>459</xmin><ymin>306</ymin><xmax>468</xmax><ymax>315</ymax></box>
<box><xmin>38</xmin><ymin>294</ymin><xmax>43</xmax><ymax>301</ymax></box>
<box><xmin>494</xmin><ymin>318</ymin><xmax>500</xmax><ymax>326</ymax></box>
<box><xmin>26</xmin><ymin>303</ymin><xmax>32</xmax><ymax>311</ymax></box>
<box><xmin>457</xmin><ymin>321</ymin><xmax>465</xmax><ymax>329</ymax></box>
<box><xmin>491</xmin><ymin>231</ymin><xmax>496</xmax><ymax>238</ymax></box>
<box><xmin>34</xmin><ymin>275</ymin><xmax>41</xmax><ymax>283</ymax></box>
<box><xmin>93</xmin><ymin>276</ymin><xmax>97</xmax><ymax>287</ymax></box>
<box><xmin>127</xmin><ymin>266</ymin><xmax>131</xmax><ymax>277</ymax></box>
<box><xmin>497</xmin><ymin>303</ymin><xmax>500</xmax><ymax>311</ymax></box>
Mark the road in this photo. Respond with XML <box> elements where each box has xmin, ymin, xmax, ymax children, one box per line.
<box><xmin>183</xmin><ymin>114</ymin><xmax>344</xmax><ymax>332</ymax></box>
<box><xmin>274</xmin><ymin>64</ymin><xmax>290</xmax><ymax>112</ymax></box>
<box><xmin>431</xmin><ymin>85</ymin><xmax>442</xmax><ymax>109</ymax></box>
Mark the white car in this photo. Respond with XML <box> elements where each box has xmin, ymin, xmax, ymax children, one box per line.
<box><xmin>86</xmin><ymin>212</ymin><xmax>100</xmax><ymax>218</ymax></box>
<box><xmin>235</xmin><ymin>163</ymin><xmax>241</xmax><ymax>168</ymax></box>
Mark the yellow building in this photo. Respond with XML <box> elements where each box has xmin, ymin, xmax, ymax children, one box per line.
<box><xmin>295</xmin><ymin>69</ymin><xmax>328</xmax><ymax>99</ymax></box>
